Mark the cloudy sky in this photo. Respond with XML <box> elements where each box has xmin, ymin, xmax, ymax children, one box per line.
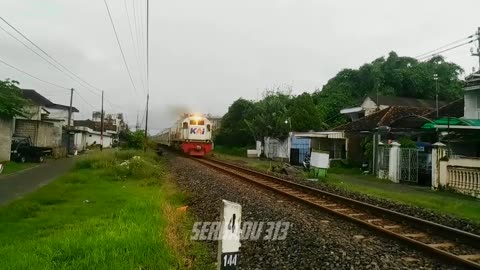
<box><xmin>0</xmin><ymin>0</ymin><xmax>479</xmax><ymax>133</ymax></box>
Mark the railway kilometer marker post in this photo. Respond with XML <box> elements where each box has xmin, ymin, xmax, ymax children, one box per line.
<box><xmin>218</xmin><ymin>200</ymin><xmax>242</xmax><ymax>270</ymax></box>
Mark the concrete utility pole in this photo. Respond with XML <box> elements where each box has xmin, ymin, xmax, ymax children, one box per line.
<box><xmin>100</xmin><ymin>90</ymin><xmax>104</xmax><ymax>151</ymax></box>
<box><xmin>67</xmin><ymin>88</ymin><xmax>74</xmax><ymax>154</ymax></box>
<box><xmin>433</xmin><ymin>73</ymin><xmax>439</xmax><ymax>118</ymax></box>
<box><xmin>144</xmin><ymin>0</ymin><xmax>150</xmax><ymax>153</ymax></box>
<box><xmin>473</xmin><ymin>27</ymin><xmax>480</xmax><ymax>69</ymax></box>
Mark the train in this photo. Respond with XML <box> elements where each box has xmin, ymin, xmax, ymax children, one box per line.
<box><xmin>157</xmin><ymin>114</ymin><xmax>213</xmax><ymax>157</ymax></box>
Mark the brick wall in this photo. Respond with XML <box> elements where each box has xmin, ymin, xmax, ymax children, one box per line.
<box><xmin>15</xmin><ymin>119</ymin><xmax>61</xmax><ymax>147</ymax></box>
<box><xmin>0</xmin><ymin>118</ymin><xmax>13</xmax><ymax>162</ymax></box>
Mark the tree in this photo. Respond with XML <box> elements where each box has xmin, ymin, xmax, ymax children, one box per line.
<box><xmin>288</xmin><ymin>92</ymin><xmax>322</xmax><ymax>131</ymax></box>
<box><xmin>0</xmin><ymin>79</ymin><xmax>29</xmax><ymax>119</ymax></box>
<box><xmin>215</xmin><ymin>98</ymin><xmax>256</xmax><ymax>146</ymax></box>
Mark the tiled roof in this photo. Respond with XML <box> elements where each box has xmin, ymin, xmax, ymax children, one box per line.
<box><xmin>368</xmin><ymin>95</ymin><xmax>448</xmax><ymax>108</ymax></box>
<box><xmin>21</xmin><ymin>89</ymin><xmax>79</xmax><ymax>112</ymax></box>
<box><xmin>333</xmin><ymin>106</ymin><xmax>432</xmax><ymax>131</ymax></box>
<box><xmin>21</xmin><ymin>89</ymin><xmax>54</xmax><ymax>106</ymax></box>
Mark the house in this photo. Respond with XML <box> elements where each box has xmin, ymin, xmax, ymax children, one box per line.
<box><xmin>340</xmin><ymin>95</ymin><xmax>448</xmax><ymax>121</ymax></box>
<box><xmin>464</xmin><ymin>71</ymin><xmax>480</xmax><ymax>119</ymax></box>
<box><xmin>73</xmin><ymin>126</ymin><xmax>114</xmax><ymax>151</ymax></box>
<box><xmin>0</xmin><ymin>89</ymin><xmax>78</xmax><ymax>161</ymax></box>
<box><xmin>73</xmin><ymin>118</ymin><xmax>118</xmax><ymax>150</ymax></box>
<box><xmin>15</xmin><ymin>90</ymin><xmax>78</xmax><ymax>148</ymax></box>
<box><xmin>91</xmin><ymin>112</ymin><xmax>127</xmax><ymax>133</ymax></box>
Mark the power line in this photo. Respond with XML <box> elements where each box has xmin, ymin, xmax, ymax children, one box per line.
<box><xmin>76</xmin><ymin>91</ymin><xmax>97</xmax><ymax>110</ymax></box>
<box><xmin>103</xmin><ymin>0</ymin><xmax>139</xmax><ymax>95</ymax></box>
<box><xmin>0</xmin><ymin>57</ymin><xmax>70</xmax><ymax>89</ymax></box>
<box><xmin>124</xmin><ymin>0</ymin><xmax>146</xmax><ymax>93</ymax></box>
<box><xmin>0</xmin><ymin>16</ymin><xmax>103</xmax><ymax>96</ymax></box>
<box><xmin>417</xmin><ymin>39</ymin><xmax>476</xmax><ymax>61</ymax></box>
<box><xmin>0</xmin><ymin>24</ymin><xmax>80</xmax><ymax>83</ymax></box>
<box><xmin>415</xmin><ymin>35</ymin><xmax>475</xmax><ymax>59</ymax></box>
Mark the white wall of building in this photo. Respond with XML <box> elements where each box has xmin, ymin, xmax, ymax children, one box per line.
<box><xmin>464</xmin><ymin>90</ymin><xmax>480</xmax><ymax>119</ymax></box>
<box><xmin>73</xmin><ymin>127</ymin><xmax>113</xmax><ymax>150</ymax></box>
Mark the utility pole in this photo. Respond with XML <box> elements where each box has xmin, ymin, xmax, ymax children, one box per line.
<box><xmin>67</xmin><ymin>88</ymin><xmax>74</xmax><ymax>155</ymax></box>
<box><xmin>144</xmin><ymin>0</ymin><xmax>150</xmax><ymax>152</ymax></box>
<box><xmin>473</xmin><ymin>27</ymin><xmax>480</xmax><ymax>69</ymax></box>
<box><xmin>433</xmin><ymin>73</ymin><xmax>439</xmax><ymax>118</ymax></box>
<box><xmin>100</xmin><ymin>91</ymin><xmax>104</xmax><ymax>151</ymax></box>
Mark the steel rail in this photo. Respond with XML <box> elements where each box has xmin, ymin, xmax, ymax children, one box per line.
<box><xmin>193</xmin><ymin>157</ymin><xmax>480</xmax><ymax>269</ymax></box>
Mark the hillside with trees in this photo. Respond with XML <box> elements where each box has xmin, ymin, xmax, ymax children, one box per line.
<box><xmin>215</xmin><ymin>52</ymin><xmax>464</xmax><ymax>147</ymax></box>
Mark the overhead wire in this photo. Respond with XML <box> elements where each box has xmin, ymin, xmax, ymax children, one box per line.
<box><xmin>0</xmin><ymin>57</ymin><xmax>70</xmax><ymax>90</ymax></box>
<box><xmin>124</xmin><ymin>0</ymin><xmax>146</xmax><ymax>93</ymax></box>
<box><xmin>0</xmin><ymin>16</ymin><xmax>103</xmax><ymax>96</ymax></box>
<box><xmin>415</xmin><ymin>35</ymin><xmax>476</xmax><ymax>59</ymax></box>
<box><xmin>103</xmin><ymin>0</ymin><xmax>139</xmax><ymax>96</ymax></box>
<box><xmin>133</xmin><ymin>0</ymin><xmax>146</xmax><ymax>91</ymax></box>
<box><xmin>417</xmin><ymin>39</ymin><xmax>476</xmax><ymax>61</ymax></box>
<box><xmin>76</xmin><ymin>91</ymin><xmax>97</xmax><ymax>111</ymax></box>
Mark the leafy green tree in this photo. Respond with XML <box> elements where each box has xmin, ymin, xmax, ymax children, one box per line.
<box><xmin>0</xmin><ymin>79</ymin><xmax>29</xmax><ymax>119</ymax></box>
<box><xmin>288</xmin><ymin>92</ymin><xmax>323</xmax><ymax>131</ymax></box>
<box><xmin>215</xmin><ymin>98</ymin><xmax>256</xmax><ymax>146</ymax></box>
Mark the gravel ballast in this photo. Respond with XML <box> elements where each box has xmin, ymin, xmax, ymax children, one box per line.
<box><xmin>167</xmin><ymin>155</ymin><xmax>463</xmax><ymax>270</ymax></box>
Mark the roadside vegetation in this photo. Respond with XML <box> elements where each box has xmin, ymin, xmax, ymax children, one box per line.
<box><xmin>215</xmin><ymin>52</ymin><xmax>463</xmax><ymax>150</ymax></box>
<box><xmin>214</xmin><ymin>152</ymin><xmax>480</xmax><ymax>224</ymax></box>
<box><xmin>0</xmin><ymin>161</ymin><xmax>37</xmax><ymax>176</ymax></box>
<box><xmin>0</xmin><ymin>150</ymin><xmax>212</xmax><ymax>270</ymax></box>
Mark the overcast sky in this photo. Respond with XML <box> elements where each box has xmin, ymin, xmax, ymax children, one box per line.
<box><xmin>1</xmin><ymin>0</ymin><xmax>479</xmax><ymax>133</ymax></box>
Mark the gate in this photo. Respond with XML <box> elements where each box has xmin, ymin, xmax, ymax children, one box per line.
<box><xmin>399</xmin><ymin>148</ymin><xmax>419</xmax><ymax>183</ymax></box>
<box><xmin>290</xmin><ymin>137</ymin><xmax>310</xmax><ymax>165</ymax></box>
<box><xmin>377</xmin><ymin>145</ymin><xmax>390</xmax><ymax>179</ymax></box>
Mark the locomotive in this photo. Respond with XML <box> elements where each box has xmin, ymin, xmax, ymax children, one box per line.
<box><xmin>157</xmin><ymin>114</ymin><xmax>213</xmax><ymax>157</ymax></box>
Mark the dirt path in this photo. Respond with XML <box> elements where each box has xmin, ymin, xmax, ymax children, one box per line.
<box><xmin>0</xmin><ymin>158</ymin><xmax>76</xmax><ymax>205</ymax></box>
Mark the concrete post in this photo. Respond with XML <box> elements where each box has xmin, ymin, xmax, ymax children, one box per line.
<box><xmin>431</xmin><ymin>142</ymin><xmax>446</xmax><ymax>189</ymax></box>
<box><xmin>388</xmin><ymin>142</ymin><xmax>401</xmax><ymax>183</ymax></box>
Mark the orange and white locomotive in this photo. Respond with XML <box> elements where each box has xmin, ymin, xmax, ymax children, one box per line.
<box><xmin>158</xmin><ymin>114</ymin><xmax>213</xmax><ymax>157</ymax></box>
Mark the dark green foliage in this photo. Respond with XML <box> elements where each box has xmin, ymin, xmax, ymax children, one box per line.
<box><xmin>399</xmin><ymin>137</ymin><xmax>417</xmax><ymax>148</ymax></box>
<box><xmin>119</xmin><ymin>130</ymin><xmax>145</xmax><ymax>149</ymax></box>
<box><xmin>0</xmin><ymin>79</ymin><xmax>29</xmax><ymax>119</ymax></box>
<box><xmin>313</xmin><ymin>52</ymin><xmax>463</xmax><ymax>127</ymax></box>
<box><xmin>216</xmin><ymin>51</ymin><xmax>464</xmax><ymax>147</ymax></box>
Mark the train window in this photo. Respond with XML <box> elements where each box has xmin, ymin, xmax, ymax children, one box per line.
<box><xmin>189</xmin><ymin>120</ymin><xmax>197</xmax><ymax>125</ymax></box>
<box><xmin>206</xmin><ymin>124</ymin><xmax>211</xmax><ymax>131</ymax></box>
<box><xmin>198</xmin><ymin>120</ymin><xmax>205</xmax><ymax>125</ymax></box>
<box><xmin>182</xmin><ymin>122</ymin><xmax>188</xmax><ymax>129</ymax></box>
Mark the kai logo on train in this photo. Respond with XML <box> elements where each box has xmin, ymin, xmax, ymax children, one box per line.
<box><xmin>190</xmin><ymin>127</ymin><xmax>205</xmax><ymax>135</ymax></box>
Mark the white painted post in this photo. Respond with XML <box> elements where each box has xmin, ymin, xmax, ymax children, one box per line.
<box><xmin>431</xmin><ymin>142</ymin><xmax>446</xmax><ymax>190</ymax></box>
<box><xmin>218</xmin><ymin>200</ymin><xmax>242</xmax><ymax>270</ymax></box>
<box><xmin>388</xmin><ymin>142</ymin><xmax>401</xmax><ymax>183</ymax></box>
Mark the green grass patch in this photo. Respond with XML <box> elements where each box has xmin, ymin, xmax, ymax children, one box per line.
<box><xmin>213</xmin><ymin>145</ymin><xmax>249</xmax><ymax>157</ymax></box>
<box><xmin>1</xmin><ymin>161</ymin><xmax>37</xmax><ymax>176</ymax></box>
<box><xmin>0</xmin><ymin>150</ymin><xmax>213</xmax><ymax>270</ymax></box>
<box><xmin>326</xmin><ymin>174</ymin><xmax>480</xmax><ymax>224</ymax></box>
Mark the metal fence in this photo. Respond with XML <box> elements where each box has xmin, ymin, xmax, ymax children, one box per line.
<box><xmin>399</xmin><ymin>148</ymin><xmax>419</xmax><ymax>183</ymax></box>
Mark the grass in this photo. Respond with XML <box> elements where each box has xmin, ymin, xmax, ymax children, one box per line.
<box><xmin>212</xmin><ymin>145</ymin><xmax>250</xmax><ymax>157</ymax></box>
<box><xmin>0</xmin><ymin>150</ymin><xmax>213</xmax><ymax>270</ymax></box>
<box><xmin>1</xmin><ymin>161</ymin><xmax>37</xmax><ymax>176</ymax></box>
<box><xmin>214</xmin><ymin>150</ymin><xmax>480</xmax><ymax>224</ymax></box>
<box><xmin>325</xmin><ymin>173</ymin><xmax>480</xmax><ymax>224</ymax></box>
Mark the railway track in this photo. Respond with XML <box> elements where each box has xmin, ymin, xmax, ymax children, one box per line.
<box><xmin>193</xmin><ymin>157</ymin><xmax>480</xmax><ymax>269</ymax></box>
